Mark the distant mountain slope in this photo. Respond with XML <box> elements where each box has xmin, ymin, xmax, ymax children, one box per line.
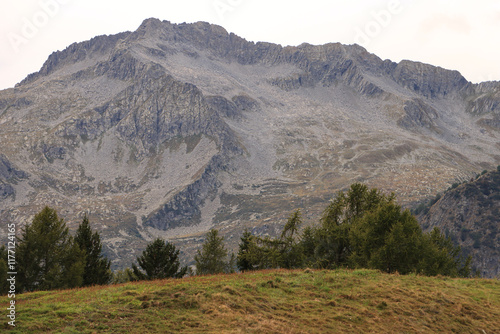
<box><xmin>1</xmin><ymin>18</ymin><xmax>500</xmax><ymax>268</ymax></box>
<box><xmin>419</xmin><ymin>169</ymin><xmax>500</xmax><ymax>278</ymax></box>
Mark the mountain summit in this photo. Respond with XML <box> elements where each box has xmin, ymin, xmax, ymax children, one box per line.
<box><xmin>1</xmin><ymin>18</ymin><xmax>499</xmax><ymax>268</ymax></box>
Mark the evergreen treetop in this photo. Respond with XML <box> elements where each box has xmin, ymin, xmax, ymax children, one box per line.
<box><xmin>74</xmin><ymin>214</ymin><xmax>111</xmax><ymax>286</ymax></box>
<box><xmin>194</xmin><ymin>229</ymin><xmax>228</xmax><ymax>275</ymax></box>
<box><xmin>16</xmin><ymin>206</ymin><xmax>85</xmax><ymax>292</ymax></box>
<box><xmin>132</xmin><ymin>238</ymin><xmax>187</xmax><ymax>280</ymax></box>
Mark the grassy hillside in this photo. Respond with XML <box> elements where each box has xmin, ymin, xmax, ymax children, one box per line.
<box><xmin>2</xmin><ymin>269</ymin><xmax>499</xmax><ymax>333</ymax></box>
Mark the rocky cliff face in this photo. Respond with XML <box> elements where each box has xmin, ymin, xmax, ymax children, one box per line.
<box><xmin>419</xmin><ymin>170</ymin><xmax>500</xmax><ymax>278</ymax></box>
<box><xmin>1</xmin><ymin>18</ymin><xmax>499</xmax><ymax>269</ymax></box>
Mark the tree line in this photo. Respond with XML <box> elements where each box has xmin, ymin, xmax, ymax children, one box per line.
<box><xmin>0</xmin><ymin>183</ymin><xmax>472</xmax><ymax>294</ymax></box>
<box><xmin>0</xmin><ymin>208</ymin><xmax>111</xmax><ymax>294</ymax></box>
<box><xmin>236</xmin><ymin>183</ymin><xmax>471</xmax><ymax>277</ymax></box>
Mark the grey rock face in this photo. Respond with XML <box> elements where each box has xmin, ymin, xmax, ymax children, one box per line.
<box><xmin>0</xmin><ymin>154</ymin><xmax>28</xmax><ymax>181</ymax></box>
<box><xmin>145</xmin><ymin>153</ymin><xmax>225</xmax><ymax>230</ymax></box>
<box><xmin>391</xmin><ymin>60</ymin><xmax>470</xmax><ymax>98</ymax></box>
<box><xmin>466</xmin><ymin>82</ymin><xmax>500</xmax><ymax>115</ymax></box>
<box><xmin>1</xmin><ymin>19</ymin><xmax>499</xmax><ymax>270</ymax></box>
<box><xmin>0</xmin><ymin>183</ymin><xmax>15</xmax><ymax>201</ymax></box>
<box><xmin>398</xmin><ymin>99</ymin><xmax>439</xmax><ymax>130</ymax></box>
<box><xmin>419</xmin><ymin>171</ymin><xmax>500</xmax><ymax>278</ymax></box>
<box><xmin>18</xmin><ymin>32</ymin><xmax>131</xmax><ymax>87</ymax></box>
<box><xmin>0</xmin><ymin>154</ymin><xmax>28</xmax><ymax>201</ymax></box>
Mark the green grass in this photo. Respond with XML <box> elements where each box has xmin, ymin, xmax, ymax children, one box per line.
<box><xmin>1</xmin><ymin>269</ymin><xmax>499</xmax><ymax>333</ymax></box>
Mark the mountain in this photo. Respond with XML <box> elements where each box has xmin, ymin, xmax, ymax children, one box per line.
<box><xmin>419</xmin><ymin>169</ymin><xmax>500</xmax><ymax>278</ymax></box>
<box><xmin>4</xmin><ymin>269</ymin><xmax>499</xmax><ymax>333</ymax></box>
<box><xmin>1</xmin><ymin>18</ymin><xmax>500</xmax><ymax>269</ymax></box>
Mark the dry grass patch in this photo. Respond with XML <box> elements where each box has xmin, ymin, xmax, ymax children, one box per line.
<box><xmin>1</xmin><ymin>269</ymin><xmax>499</xmax><ymax>333</ymax></box>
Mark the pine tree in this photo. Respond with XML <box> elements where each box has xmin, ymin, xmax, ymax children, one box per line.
<box><xmin>74</xmin><ymin>214</ymin><xmax>111</xmax><ymax>286</ymax></box>
<box><xmin>237</xmin><ymin>230</ymin><xmax>254</xmax><ymax>272</ymax></box>
<box><xmin>131</xmin><ymin>238</ymin><xmax>187</xmax><ymax>280</ymax></box>
<box><xmin>194</xmin><ymin>229</ymin><xmax>228</xmax><ymax>275</ymax></box>
<box><xmin>300</xmin><ymin>226</ymin><xmax>318</xmax><ymax>266</ymax></box>
<box><xmin>16</xmin><ymin>206</ymin><xmax>85</xmax><ymax>292</ymax></box>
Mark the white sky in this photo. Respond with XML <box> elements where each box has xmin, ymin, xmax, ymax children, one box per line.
<box><xmin>1</xmin><ymin>0</ymin><xmax>499</xmax><ymax>90</ymax></box>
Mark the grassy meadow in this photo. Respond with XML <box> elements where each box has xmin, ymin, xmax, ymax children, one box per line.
<box><xmin>1</xmin><ymin>269</ymin><xmax>499</xmax><ymax>333</ymax></box>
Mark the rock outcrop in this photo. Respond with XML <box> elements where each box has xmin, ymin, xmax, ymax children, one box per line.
<box><xmin>419</xmin><ymin>170</ymin><xmax>500</xmax><ymax>278</ymax></box>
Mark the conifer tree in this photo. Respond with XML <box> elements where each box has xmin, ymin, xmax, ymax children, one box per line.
<box><xmin>349</xmin><ymin>203</ymin><xmax>423</xmax><ymax>274</ymax></box>
<box><xmin>237</xmin><ymin>230</ymin><xmax>254</xmax><ymax>272</ymax></box>
<box><xmin>279</xmin><ymin>209</ymin><xmax>304</xmax><ymax>269</ymax></box>
<box><xmin>417</xmin><ymin>227</ymin><xmax>471</xmax><ymax>277</ymax></box>
<box><xmin>74</xmin><ymin>214</ymin><xmax>111</xmax><ymax>286</ymax></box>
<box><xmin>236</xmin><ymin>232</ymin><xmax>274</xmax><ymax>271</ymax></box>
<box><xmin>16</xmin><ymin>206</ymin><xmax>85</xmax><ymax>292</ymax></box>
<box><xmin>314</xmin><ymin>183</ymin><xmax>391</xmax><ymax>268</ymax></box>
<box><xmin>300</xmin><ymin>225</ymin><xmax>320</xmax><ymax>267</ymax></box>
<box><xmin>306</xmin><ymin>183</ymin><xmax>473</xmax><ymax>277</ymax></box>
<box><xmin>194</xmin><ymin>229</ymin><xmax>228</xmax><ymax>275</ymax></box>
<box><xmin>132</xmin><ymin>238</ymin><xmax>187</xmax><ymax>280</ymax></box>
<box><xmin>237</xmin><ymin>211</ymin><xmax>304</xmax><ymax>271</ymax></box>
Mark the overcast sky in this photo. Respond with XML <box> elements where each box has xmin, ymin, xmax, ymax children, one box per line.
<box><xmin>1</xmin><ymin>0</ymin><xmax>499</xmax><ymax>90</ymax></box>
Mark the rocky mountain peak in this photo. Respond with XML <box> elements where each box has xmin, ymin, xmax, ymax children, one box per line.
<box><xmin>17</xmin><ymin>32</ymin><xmax>131</xmax><ymax>88</ymax></box>
<box><xmin>15</xmin><ymin>19</ymin><xmax>474</xmax><ymax>102</ymax></box>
